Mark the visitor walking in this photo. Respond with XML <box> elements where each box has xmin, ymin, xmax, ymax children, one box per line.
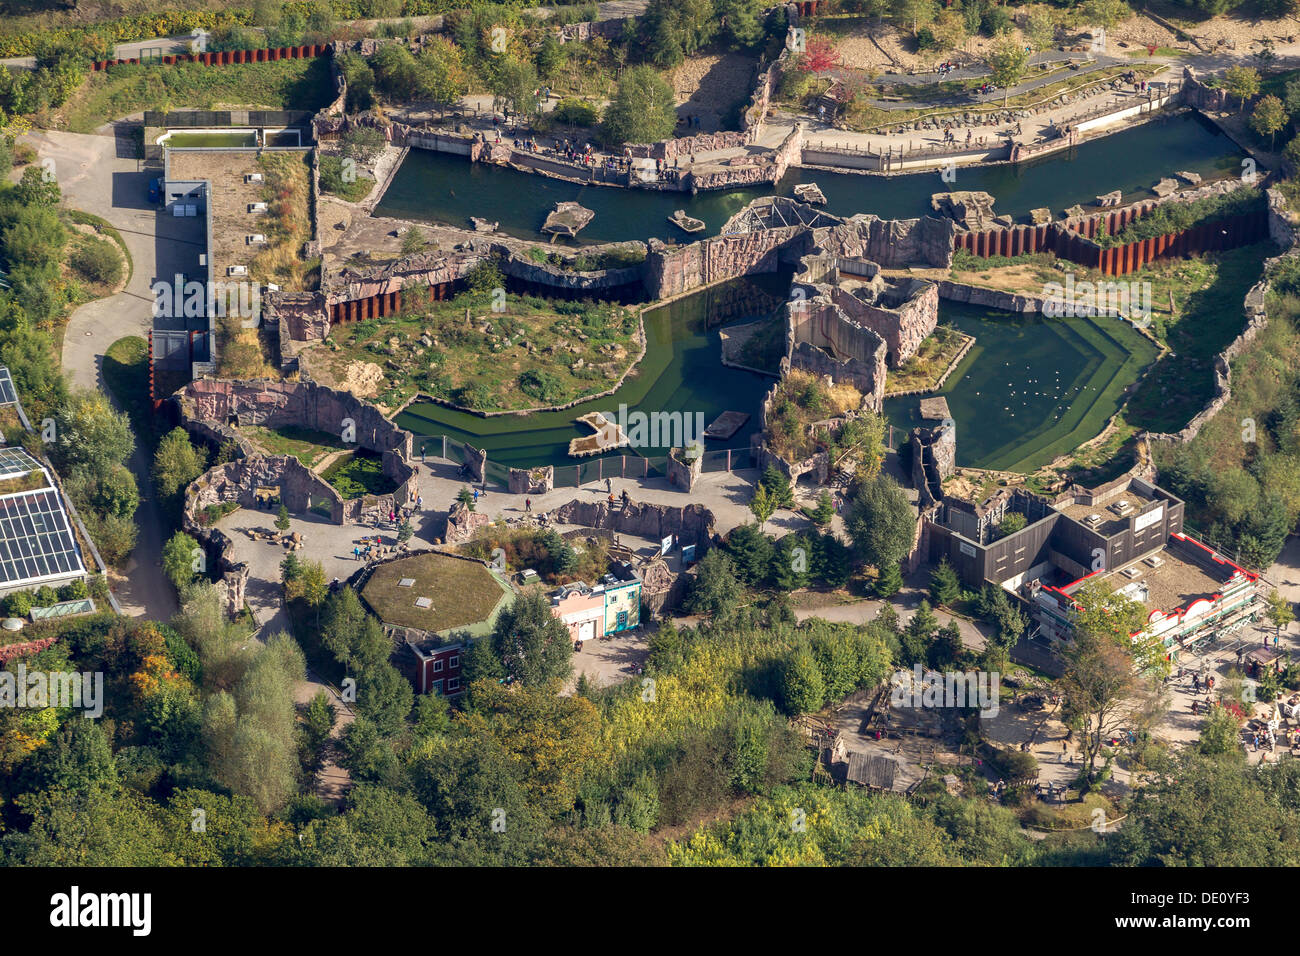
<box><xmin>416</xmin><ymin>494</ymin><xmax>423</xmax><ymax>510</ymax></box>
<box><xmin>525</xmin><ymin>498</ymin><xmax>531</xmax><ymax>512</ymax></box>
<box><xmin>473</xmin><ymin>488</ymin><xmax>480</xmax><ymax>503</ymax></box>
<box><xmin>605</xmin><ymin>477</ymin><xmax>612</xmax><ymax>494</ymax></box>
<box><xmin>621</xmin><ymin>489</ymin><xmax>630</xmax><ymax>509</ymax></box>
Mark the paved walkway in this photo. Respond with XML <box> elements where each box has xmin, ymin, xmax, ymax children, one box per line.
<box><xmin>23</xmin><ymin>127</ymin><xmax>184</xmax><ymax>622</ymax></box>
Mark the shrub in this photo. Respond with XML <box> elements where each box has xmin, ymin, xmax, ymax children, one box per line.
<box><xmin>3</xmin><ymin>591</ymin><xmax>32</xmax><ymax>617</ymax></box>
<box><xmin>70</xmin><ymin>238</ymin><xmax>123</xmax><ymax>286</ymax></box>
<box><xmin>552</xmin><ymin>98</ymin><xmax>600</xmax><ymax>127</ymax></box>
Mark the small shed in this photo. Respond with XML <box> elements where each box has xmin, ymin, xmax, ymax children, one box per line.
<box><xmin>845</xmin><ymin>751</ymin><xmax>901</xmax><ymax>791</ymax></box>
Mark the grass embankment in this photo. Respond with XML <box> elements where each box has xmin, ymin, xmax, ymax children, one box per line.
<box><xmin>946</xmin><ymin>243</ymin><xmax>1275</xmax><ymax>476</ymax></box>
<box><xmin>53</xmin><ymin>56</ymin><xmax>334</xmax><ymax>132</ymax></box>
<box><xmin>306</xmin><ymin>288</ymin><xmax>641</xmax><ymax>413</ymax></box>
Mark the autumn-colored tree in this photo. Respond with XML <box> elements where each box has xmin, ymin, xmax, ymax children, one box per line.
<box><xmin>802</xmin><ymin>38</ymin><xmax>841</xmax><ymax>74</ymax></box>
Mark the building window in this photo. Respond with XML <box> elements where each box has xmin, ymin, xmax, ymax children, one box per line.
<box><xmin>432</xmin><ymin>659</ymin><xmax>444</xmax><ymax>672</ymax></box>
<box><xmin>447</xmin><ymin>678</ymin><xmax>460</xmax><ymax>692</ymax></box>
<box><xmin>430</xmin><ymin>679</ymin><xmax>444</xmax><ymax>695</ymax></box>
<box><xmin>449</xmin><ymin>655</ymin><xmax>460</xmax><ymax>668</ymax></box>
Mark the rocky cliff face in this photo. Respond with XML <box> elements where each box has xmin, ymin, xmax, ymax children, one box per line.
<box><xmin>820</xmin><ymin>215</ymin><xmax>954</xmax><ymax>269</ymax></box>
<box><xmin>554</xmin><ymin>499</ymin><xmax>715</xmax><ymax>547</ymax></box>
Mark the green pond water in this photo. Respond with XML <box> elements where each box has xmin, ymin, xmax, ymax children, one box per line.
<box><xmin>395</xmin><ymin>274</ymin><xmax>789</xmax><ymax>472</ymax></box>
<box><xmin>883</xmin><ymin>304</ymin><xmax>1159</xmax><ymax>473</ymax></box>
<box><xmin>163</xmin><ymin>132</ymin><xmax>259</xmax><ymax>148</ymax></box>
<box><xmin>384</xmin><ymin>112</ymin><xmax>1232</xmax><ymax>473</ymax></box>
<box><xmin>376</xmin><ymin>112</ymin><xmax>1244</xmax><ymax>244</ymax></box>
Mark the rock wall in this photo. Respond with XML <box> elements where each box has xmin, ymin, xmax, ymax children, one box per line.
<box><xmin>445</xmin><ymin>501</ymin><xmax>490</xmax><ymax>544</ymax></box>
<box><xmin>818</xmin><ymin>215</ymin><xmax>955</xmax><ymax>270</ymax></box>
<box><xmin>936</xmin><ymin>280</ymin><xmax>1048</xmax><ymax>312</ymax></box>
<box><xmin>628</xmin><ymin>130</ymin><xmax>752</xmax><ymax>161</ymax></box>
<box><xmin>186</xmin><ymin>455</ymin><xmax>344</xmax><ymax>522</ymax></box>
<box><xmin>643</xmin><ymin>224</ymin><xmax>808</xmax><ymax>300</ymax></box>
<box><xmin>177</xmin><ymin>379</ymin><xmax>413</xmax><ymax>459</ymax></box>
<box><xmin>176</xmin><ymin>379</ymin><xmax>419</xmax><ymax>524</ymax></box>
<box><xmin>553</xmin><ymin>499</ymin><xmax>716</xmax><ymax>548</ymax></box>
<box><xmin>666</xmin><ymin>448</ymin><xmax>703</xmax><ymax>492</ymax></box>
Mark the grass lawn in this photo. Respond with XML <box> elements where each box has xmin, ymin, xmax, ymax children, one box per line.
<box><xmin>241</xmin><ymin>424</ymin><xmax>350</xmax><ymax>468</ymax></box>
<box><xmin>1123</xmin><ymin>242</ymin><xmax>1276</xmax><ymax>435</ymax></box>
<box><xmin>320</xmin><ymin>449</ymin><xmax>398</xmax><ymax>500</ymax></box>
<box><xmin>360</xmin><ymin>551</ymin><xmax>511</xmax><ymax>634</ymax></box>
<box><xmin>885</xmin><ymin>325</ymin><xmax>972</xmax><ymax>395</ymax></box>
<box><xmin>102</xmin><ymin>335</ymin><xmax>155</xmax><ymax>449</ymax></box>
<box><xmin>1152</xmin><ymin>292</ymin><xmax>1300</xmax><ymax>478</ymax></box>
<box><xmin>53</xmin><ymin>56</ymin><xmax>334</xmax><ymax>132</ymax></box>
<box><xmin>305</xmin><ymin>287</ymin><xmax>641</xmax><ymax>412</ymax></box>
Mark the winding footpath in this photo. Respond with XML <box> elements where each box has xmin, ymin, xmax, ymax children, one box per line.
<box><xmin>25</xmin><ymin>127</ymin><xmax>179</xmax><ymax>622</ymax></box>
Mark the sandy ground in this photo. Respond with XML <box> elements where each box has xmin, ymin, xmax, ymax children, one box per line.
<box><xmin>827</xmin><ymin>9</ymin><xmax>1300</xmax><ymax>75</ymax></box>
<box><xmin>669</xmin><ymin>52</ymin><xmax>759</xmax><ymax>132</ymax></box>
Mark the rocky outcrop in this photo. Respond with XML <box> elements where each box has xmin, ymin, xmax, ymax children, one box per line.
<box><xmin>819</xmin><ymin>215</ymin><xmax>954</xmax><ymax>270</ymax></box>
<box><xmin>931</xmin><ymin>191</ymin><xmax>998</xmax><ymax>231</ymax></box>
<box><xmin>542</xmin><ymin>201</ymin><xmax>595</xmax><ymax>237</ymax></box>
<box><xmin>936</xmin><ymin>280</ymin><xmax>1048</xmax><ymax>313</ymax></box>
<box><xmin>553</xmin><ymin>499</ymin><xmax>715</xmax><ymax>547</ymax></box>
<box><xmin>445</xmin><ymin>501</ymin><xmax>490</xmax><ymax>544</ymax></box>
<box><xmin>1096</xmin><ymin>190</ymin><xmax>1122</xmax><ymax>207</ymax></box>
<box><xmin>509</xmin><ymin>465</ymin><xmax>553</xmax><ymax>495</ymax></box>
<box><xmin>666</xmin><ymin>447</ymin><xmax>703</xmax><ymax>492</ymax></box>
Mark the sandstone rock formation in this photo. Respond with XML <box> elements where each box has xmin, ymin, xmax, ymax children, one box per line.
<box><xmin>542</xmin><ymin>201</ymin><xmax>595</xmax><ymax>237</ymax></box>
<box><xmin>930</xmin><ymin>191</ymin><xmax>998</xmax><ymax>231</ymax></box>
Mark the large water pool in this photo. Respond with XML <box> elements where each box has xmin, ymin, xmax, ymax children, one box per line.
<box><xmin>395</xmin><ymin>275</ymin><xmax>788</xmax><ymax>472</ymax></box>
<box><xmin>376</xmin><ymin>112</ymin><xmax>1245</xmax><ymax>244</ymax></box>
<box><xmin>883</xmin><ymin>304</ymin><xmax>1159</xmax><ymax>473</ymax></box>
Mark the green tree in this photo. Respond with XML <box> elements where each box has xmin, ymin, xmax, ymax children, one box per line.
<box><xmin>748</xmin><ymin>482</ymin><xmax>777</xmax><ymax>530</ymax></box>
<box><xmin>1251</xmin><ymin>94</ymin><xmax>1288</xmax><ymax>149</ymax></box>
<box><xmin>1023</xmin><ymin>10</ymin><xmax>1055</xmax><ymax>51</ymax></box>
<box><xmin>984</xmin><ymin>37</ymin><xmax>1029</xmax><ymax>106</ymax></box>
<box><xmin>162</xmin><ymin>531</ymin><xmax>200</xmax><ymax>592</ymax></box>
<box><xmin>601</xmin><ymin>65</ymin><xmax>677</xmax><ymax>145</ymax></box>
<box><xmin>685</xmin><ymin>549</ymin><xmax>743</xmax><ymax>619</ymax></box>
<box><xmin>1198</xmin><ymin>704</ymin><xmax>1243</xmax><ymax>757</ymax></box>
<box><xmin>457</xmin><ymin>486</ymin><xmax>476</xmax><ymax>511</ymax></box>
<box><xmin>810</xmin><ymin>490</ymin><xmax>834</xmax><ymax>527</ymax></box>
<box><xmin>1058</xmin><ymin>628</ymin><xmax>1140</xmax><ymax>785</ymax></box>
<box><xmin>152</xmin><ymin>427</ymin><xmax>207</xmax><ymax>501</ymax></box>
<box><xmin>715</xmin><ymin>0</ymin><xmax>766</xmax><ymax>47</ymax></box>
<box><xmin>1266</xmin><ymin>589</ymin><xmax>1295</xmax><ymax>636</ymax></box>
<box><xmin>874</xmin><ymin>560</ymin><xmax>903</xmax><ymax>598</ymax></box>
<box><xmin>723</xmin><ymin>522</ymin><xmax>774</xmax><ymax>585</ymax></box>
<box><xmin>1224</xmin><ymin>65</ymin><xmax>1261</xmax><ymax>112</ymax></box>
<box><xmin>1081</xmin><ymin>0</ymin><xmax>1130</xmax><ymax>30</ymax></box>
<box><xmin>275</xmin><ymin>503</ymin><xmax>291</xmax><ymax>532</ymax></box>
<box><xmin>929</xmin><ymin>558</ymin><xmax>960</xmax><ymax>607</ymax></box>
<box><xmin>642</xmin><ymin>0</ymin><xmax>717</xmax><ymax>67</ymax></box>
<box><xmin>490</xmin><ymin>589</ymin><xmax>573</xmax><ymax>688</ymax></box>
<box><xmin>759</xmin><ymin>465</ymin><xmax>795</xmax><ymax>510</ymax></box>
<box><xmin>845</xmin><ymin>474</ymin><xmax>915</xmax><ymax>571</ymax></box>
<box><xmin>321</xmin><ymin>587</ymin><xmax>391</xmax><ymax>676</ymax></box>
<box><xmin>780</xmin><ymin>649</ymin><xmax>826</xmax><ymax>714</ymax></box>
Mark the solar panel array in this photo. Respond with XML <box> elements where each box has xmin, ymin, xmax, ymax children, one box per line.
<box><xmin>0</xmin><ymin>366</ymin><xmax>16</xmax><ymax>406</ymax></box>
<box><xmin>0</xmin><ymin>487</ymin><xmax>84</xmax><ymax>586</ymax></box>
<box><xmin>0</xmin><ymin>446</ymin><xmax>41</xmax><ymax>481</ymax></box>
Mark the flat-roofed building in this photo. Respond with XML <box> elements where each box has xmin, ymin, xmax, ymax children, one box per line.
<box><xmin>925</xmin><ymin>475</ymin><xmax>1258</xmax><ymax>661</ymax></box>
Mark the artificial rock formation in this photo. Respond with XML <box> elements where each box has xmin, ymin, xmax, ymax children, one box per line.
<box><xmin>931</xmin><ymin>191</ymin><xmax>998</xmax><ymax>231</ymax></box>
<box><xmin>553</xmin><ymin>499</ymin><xmax>716</xmax><ymax>548</ymax></box>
